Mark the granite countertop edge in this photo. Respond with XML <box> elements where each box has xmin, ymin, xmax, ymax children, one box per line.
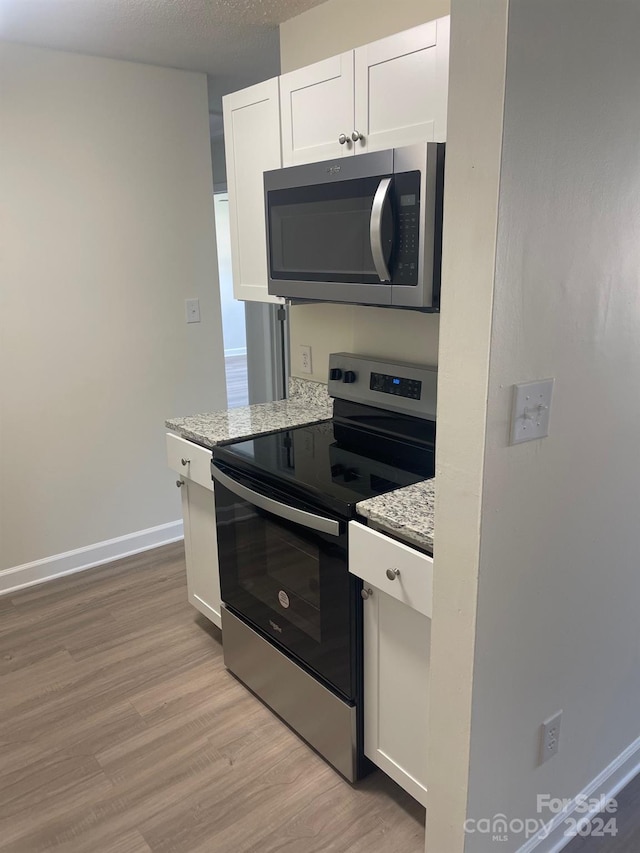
<box><xmin>165</xmin><ymin>378</ymin><xmax>333</xmax><ymax>449</ymax></box>
<box><xmin>166</xmin><ymin>378</ymin><xmax>435</xmax><ymax>554</ymax></box>
<box><xmin>356</xmin><ymin>478</ymin><xmax>436</xmax><ymax>553</ymax></box>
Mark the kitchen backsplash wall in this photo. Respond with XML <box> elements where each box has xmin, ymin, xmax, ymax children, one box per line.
<box><xmin>289</xmin><ymin>304</ymin><xmax>440</xmax><ymax>381</ymax></box>
<box><xmin>280</xmin><ymin>0</ymin><xmax>450</xmax><ymax>382</ymax></box>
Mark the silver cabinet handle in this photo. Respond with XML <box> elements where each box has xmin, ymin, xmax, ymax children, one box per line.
<box><xmin>176</xmin><ymin>479</ymin><xmax>184</xmax><ymax>488</ymax></box>
<box><xmin>181</xmin><ymin>458</ymin><xmax>190</xmax><ymax>466</ymax></box>
<box><xmin>338</xmin><ymin>133</ymin><xmax>349</xmax><ymax>145</ymax></box>
<box><xmin>361</xmin><ymin>587</ymin><xmax>373</xmax><ymax>600</ymax></box>
<box><xmin>211</xmin><ymin>462</ymin><xmax>341</xmax><ymax>537</ymax></box>
<box><xmin>386</xmin><ymin>568</ymin><xmax>400</xmax><ymax>581</ymax></box>
<box><xmin>351</xmin><ymin>130</ymin><xmax>364</xmax><ymax>142</ymax></box>
<box><xmin>370</xmin><ymin>177</ymin><xmax>392</xmax><ymax>282</ymax></box>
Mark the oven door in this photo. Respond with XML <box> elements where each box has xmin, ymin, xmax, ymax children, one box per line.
<box><xmin>211</xmin><ymin>461</ymin><xmax>355</xmax><ymax>701</ymax></box>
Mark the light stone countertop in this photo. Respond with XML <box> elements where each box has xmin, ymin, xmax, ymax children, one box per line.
<box><xmin>356</xmin><ymin>479</ymin><xmax>436</xmax><ymax>554</ymax></box>
<box><xmin>165</xmin><ymin>377</ymin><xmax>332</xmax><ymax>449</ymax></box>
<box><xmin>167</xmin><ymin>376</ymin><xmax>436</xmax><ymax>554</ymax></box>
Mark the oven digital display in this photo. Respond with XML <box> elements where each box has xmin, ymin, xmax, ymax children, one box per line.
<box><xmin>370</xmin><ymin>372</ymin><xmax>421</xmax><ymax>400</ymax></box>
<box><xmin>400</xmin><ymin>193</ymin><xmax>416</xmax><ymax>207</ymax></box>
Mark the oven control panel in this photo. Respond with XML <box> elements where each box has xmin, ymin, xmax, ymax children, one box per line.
<box><xmin>327</xmin><ymin>353</ymin><xmax>437</xmax><ymax>420</ymax></box>
<box><xmin>370</xmin><ymin>372</ymin><xmax>422</xmax><ymax>400</ymax></box>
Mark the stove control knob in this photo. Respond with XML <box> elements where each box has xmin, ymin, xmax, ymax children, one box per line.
<box><xmin>329</xmin><ymin>368</ymin><xmax>343</xmax><ymax>381</ymax></box>
<box><xmin>343</xmin><ymin>370</ymin><xmax>357</xmax><ymax>383</ymax></box>
<box><xmin>343</xmin><ymin>468</ymin><xmax>358</xmax><ymax>482</ymax></box>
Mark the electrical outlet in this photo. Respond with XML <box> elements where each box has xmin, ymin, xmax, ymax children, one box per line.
<box><xmin>540</xmin><ymin>710</ymin><xmax>562</xmax><ymax>764</ymax></box>
<box><xmin>299</xmin><ymin>345</ymin><xmax>312</xmax><ymax>375</ymax></box>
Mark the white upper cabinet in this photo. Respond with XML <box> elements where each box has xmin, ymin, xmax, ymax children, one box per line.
<box><xmin>224</xmin><ymin>17</ymin><xmax>450</xmax><ymax>301</ymax></box>
<box><xmin>223</xmin><ymin>78</ymin><xmax>284</xmax><ymax>303</ymax></box>
<box><xmin>280</xmin><ymin>52</ymin><xmax>355</xmax><ymax>166</ymax></box>
<box><xmin>354</xmin><ymin>17</ymin><xmax>450</xmax><ymax>152</ymax></box>
<box><xmin>279</xmin><ymin>17</ymin><xmax>450</xmax><ymax>167</ymax></box>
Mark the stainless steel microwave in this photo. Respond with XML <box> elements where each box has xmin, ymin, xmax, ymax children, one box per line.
<box><xmin>264</xmin><ymin>142</ymin><xmax>444</xmax><ymax>310</ymax></box>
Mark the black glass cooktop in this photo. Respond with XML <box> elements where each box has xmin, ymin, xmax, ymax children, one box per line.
<box><xmin>212</xmin><ymin>404</ymin><xmax>435</xmax><ymax>518</ymax></box>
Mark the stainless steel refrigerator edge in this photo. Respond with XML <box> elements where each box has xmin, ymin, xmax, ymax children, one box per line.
<box><xmin>263</xmin><ymin>142</ymin><xmax>445</xmax><ymax>310</ymax></box>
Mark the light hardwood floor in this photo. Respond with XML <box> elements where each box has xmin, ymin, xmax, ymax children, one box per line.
<box><xmin>0</xmin><ymin>543</ymin><xmax>425</xmax><ymax>853</ymax></box>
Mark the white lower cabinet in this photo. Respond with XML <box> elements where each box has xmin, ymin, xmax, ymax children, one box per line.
<box><xmin>349</xmin><ymin>521</ymin><xmax>432</xmax><ymax>806</ymax></box>
<box><xmin>167</xmin><ymin>433</ymin><xmax>221</xmax><ymax>628</ymax></box>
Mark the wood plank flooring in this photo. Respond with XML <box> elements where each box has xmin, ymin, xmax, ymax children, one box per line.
<box><xmin>564</xmin><ymin>773</ymin><xmax>640</xmax><ymax>852</ymax></box>
<box><xmin>0</xmin><ymin>544</ymin><xmax>425</xmax><ymax>853</ymax></box>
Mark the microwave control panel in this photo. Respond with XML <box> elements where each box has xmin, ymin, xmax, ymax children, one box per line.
<box><xmin>392</xmin><ymin>170</ymin><xmax>421</xmax><ymax>285</ymax></box>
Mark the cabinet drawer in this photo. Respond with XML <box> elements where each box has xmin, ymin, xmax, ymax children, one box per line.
<box><xmin>166</xmin><ymin>432</ymin><xmax>213</xmax><ymax>492</ymax></box>
<box><xmin>349</xmin><ymin>521</ymin><xmax>432</xmax><ymax>617</ymax></box>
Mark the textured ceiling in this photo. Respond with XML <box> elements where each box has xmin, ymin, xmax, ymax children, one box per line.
<box><xmin>0</xmin><ymin>0</ymin><xmax>327</xmax><ymax>115</ymax></box>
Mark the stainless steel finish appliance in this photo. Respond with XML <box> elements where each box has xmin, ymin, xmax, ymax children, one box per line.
<box><xmin>264</xmin><ymin>143</ymin><xmax>445</xmax><ymax>310</ymax></box>
<box><xmin>222</xmin><ymin>605</ymin><xmax>358</xmax><ymax>781</ymax></box>
<box><xmin>212</xmin><ymin>354</ymin><xmax>437</xmax><ymax>782</ymax></box>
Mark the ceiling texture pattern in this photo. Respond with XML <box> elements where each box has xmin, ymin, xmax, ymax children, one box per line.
<box><xmin>0</xmin><ymin>0</ymin><xmax>326</xmax><ymax>112</ymax></box>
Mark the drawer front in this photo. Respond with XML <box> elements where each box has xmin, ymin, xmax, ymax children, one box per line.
<box><xmin>166</xmin><ymin>432</ymin><xmax>213</xmax><ymax>492</ymax></box>
<box><xmin>349</xmin><ymin>521</ymin><xmax>432</xmax><ymax>617</ymax></box>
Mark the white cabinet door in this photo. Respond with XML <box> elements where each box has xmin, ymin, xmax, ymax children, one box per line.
<box><xmin>167</xmin><ymin>433</ymin><xmax>221</xmax><ymax>628</ymax></box>
<box><xmin>354</xmin><ymin>17</ymin><xmax>450</xmax><ymax>153</ymax></box>
<box><xmin>223</xmin><ymin>78</ymin><xmax>283</xmax><ymax>303</ymax></box>
<box><xmin>363</xmin><ymin>585</ymin><xmax>430</xmax><ymax>806</ymax></box>
<box><xmin>280</xmin><ymin>53</ymin><xmax>356</xmax><ymax>166</ymax></box>
<box><xmin>181</xmin><ymin>478</ymin><xmax>221</xmax><ymax>628</ymax></box>
<box><xmin>349</xmin><ymin>521</ymin><xmax>431</xmax><ymax>804</ymax></box>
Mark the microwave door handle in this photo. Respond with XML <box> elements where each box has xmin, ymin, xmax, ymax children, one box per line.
<box><xmin>370</xmin><ymin>177</ymin><xmax>392</xmax><ymax>283</ymax></box>
<box><xmin>211</xmin><ymin>462</ymin><xmax>341</xmax><ymax>537</ymax></box>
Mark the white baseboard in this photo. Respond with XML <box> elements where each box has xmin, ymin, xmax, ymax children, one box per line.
<box><xmin>224</xmin><ymin>347</ymin><xmax>247</xmax><ymax>358</ymax></box>
<box><xmin>0</xmin><ymin>520</ymin><xmax>184</xmax><ymax>596</ymax></box>
<box><xmin>516</xmin><ymin>733</ymin><xmax>640</xmax><ymax>853</ymax></box>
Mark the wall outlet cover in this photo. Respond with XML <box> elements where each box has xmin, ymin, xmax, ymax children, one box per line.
<box><xmin>540</xmin><ymin>710</ymin><xmax>562</xmax><ymax>764</ymax></box>
<box><xmin>299</xmin><ymin>344</ymin><xmax>312</xmax><ymax>375</ymax></box>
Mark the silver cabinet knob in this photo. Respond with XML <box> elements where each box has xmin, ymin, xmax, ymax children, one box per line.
<box><xmin>386</xmin><ymin>568</ymin><xmax>400</xmax><ymax>581</ymax></box>
<box><xmin>361</xmin><ymin>587</ymin><xmax>373</xmax><ymax>600</ymax></box>
<box><xmin>181</xmin><ymin>458</ymin><xmax>190</xmax><ymax>466</ymax></box>
<box><xmin>338</xmin><ymin>133</ymin><xmax>348</xmax><ymax>145</ymax></box>
<box><xmin>351</xmin><ymin>130</ymin><xmax>364</xmax><ymax>142</ymax></box>
<box><xmin>176</xmin><ymin>479</ymin><xmax>184</xmax><ymax>488</ymax></box>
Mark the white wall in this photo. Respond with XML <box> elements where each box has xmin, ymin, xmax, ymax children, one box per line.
<box><xmin>280</xmin><ymin>0</ymin><xmax>449</xmax><ymax>381</ymax></box>
<box><xmin>461</xmin><ymin>1</ymin><xmax>640</xmax><ymax>849</ymax></box>
<box><xmin>0</xmin><ymin>44</ymin><xmax>226</xmax><ymax>576</ymax></box>
<box><xmin>425</xmin><ymin>1</ymin><xmax>509</xmax><ymax>850</ymax></box>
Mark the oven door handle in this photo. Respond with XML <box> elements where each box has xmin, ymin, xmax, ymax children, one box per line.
<box><xmin>370</xmin><ymin>176</ymin><xmax>392</xmax><ymax>283</ymax></box>
<box><xmin>211</xmin><ymin>462</ymin><xmax>341</xmax><ymax>537</ymax></box>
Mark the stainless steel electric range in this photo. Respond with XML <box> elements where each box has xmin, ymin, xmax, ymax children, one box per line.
<box><xmin>211</xmin><ymin>353</ymin><xmax>437</xmax><ymax>782</ymax></box>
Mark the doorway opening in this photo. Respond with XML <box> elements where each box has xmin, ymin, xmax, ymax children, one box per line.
<box><xmin>214</xmin><ymin>192</ymin><xmax>249</xmax><ymax>408</ymax></box>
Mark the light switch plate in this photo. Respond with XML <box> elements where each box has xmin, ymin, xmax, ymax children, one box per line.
<box><xmin>510</xmin><ymin>379</ymin><xmax>554</xmax><ymax>444</ymax></box>
<box><xmin>185</xmin><ymin>298</ymin><xmax>201</xmax><ymax>324</ymax></box>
